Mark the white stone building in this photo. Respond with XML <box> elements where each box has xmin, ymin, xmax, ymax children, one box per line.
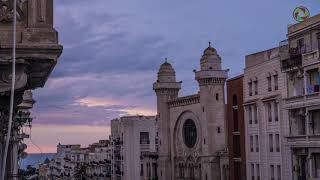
<box><xmin>243</xmin><ymin>47</ymin><xmax>289</xmax><ymax>180</ymax></box>
<box><xmin>244</xmin><ymin>12</ymin><xmax>320</xmax><ymax>180</ymax></box>
<box><xmin>153</xmin><ymin>43</ymin><xmax>229</xmax><ymax>180</ymax></box>
<box><xmin>279</xmin><ymin>13</ymin><xmax>320</xmax><ymax>179</ymax></box>
<box><xmin>110</xmin><ymin>116</ymin><xmax>157</xmax><ymax>180</ymax></box>
<box><xmin>49</xmin><ymin>141</ymin><xmax>112</xmax><ymax>180</ymax></box>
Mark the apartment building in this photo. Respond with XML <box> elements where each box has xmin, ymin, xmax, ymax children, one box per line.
<box><xmin>49</xmin><ymin>141</ymin><xmax>112</xmax><ymax>179</ymax></box>
<box><xmin>279</xmin><ymin>13</ymin><xmax>320</xmax><ymax>179</ymax></box>
<box><xmin>110</xmin><ymin>116</ymin><xmax>157</xmax><ymax>180</ymax></box>
<box><xmin>244</xmin><ymin>47</ymin><xmax>288</xmax><ymax>180</ymax></box>
<box><xmin>227</xmin><ymin>75</ymin><xmax>246</xmax><ymax>180</ymax></box>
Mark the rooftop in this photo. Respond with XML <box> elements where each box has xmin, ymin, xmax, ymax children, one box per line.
<box><xmin>288</xmin><ymin>13</ymin><xmax>320</xmax><ymax>36</ymax></box>
<box><xmin>245</xmin><ymin>47</ymin><xmax>279</xmax><ymax>69</ymax></box>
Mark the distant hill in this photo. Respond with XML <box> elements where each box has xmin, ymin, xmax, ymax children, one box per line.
<box><xmin>20</xmin><ymin>153</ymin><xmax>55</xmax><ymax>169</ymax></box>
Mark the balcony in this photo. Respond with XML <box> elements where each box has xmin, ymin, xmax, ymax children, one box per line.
<box><xmin>279</xmin><ymin>39</ymin><xmax>313</xmax><ymax>72</ymax></box>
<box><xmin>287</xmin><ymin>109</ymin><xmax>320</xmax><ymax>146</ymax></box>
<box><xmin>140</xmin><ymin>144</ymin><xmax>150</xmax><ymax>152</ymax></box>
<box><xmin>302</xmin><ymin>49</ymin><xmax>320</xmax><ymax>67</ymax></box>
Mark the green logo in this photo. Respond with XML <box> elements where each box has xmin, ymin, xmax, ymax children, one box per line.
<box><xmin>293</xmin><ymin>6</ymin><xmax>310</xmax><ymax>22</ymax></box>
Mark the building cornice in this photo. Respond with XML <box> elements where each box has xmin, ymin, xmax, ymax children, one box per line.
<box><xmin>168</xmin><ymin>94</ymin><xmax>200</xmax><ymax>108</ymax></box>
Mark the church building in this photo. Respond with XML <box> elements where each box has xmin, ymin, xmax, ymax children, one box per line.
<box><xmin>153</xmin><ymin>43</ymin><xmax>229</xmax><ymax>180</ymax></box>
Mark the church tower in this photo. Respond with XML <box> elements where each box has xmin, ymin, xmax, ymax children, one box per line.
<box><xmin>195</xmin><ymin>42</ymin><xmax>229</xmax><ymax>179</ymax></box>
<box><xmin>153</xmin><ymin>60</ymin><xmax>181</xmax><ymax>180</ymax></box>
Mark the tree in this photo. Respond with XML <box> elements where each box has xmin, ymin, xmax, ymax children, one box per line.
<box><xmin>18</xmin><ymin>165</ymin><xmax>37</xmax><ymax>180</ymax></box>
<box><xmin>73</xmin><ymin>163</ymin><xmax>88</xmax><ymax>180</ymax></box>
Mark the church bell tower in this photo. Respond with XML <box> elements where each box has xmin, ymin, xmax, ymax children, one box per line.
<box><xmin>153</xmin><ymin>59</ymin><xmax>181</xmax><ymax>180</ymax></box>
<box><xmin>195</xmin><ymin>42</ymin><xmax>228</xmax><ymax>179</ymax></box>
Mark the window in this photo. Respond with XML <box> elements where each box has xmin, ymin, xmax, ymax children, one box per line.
<box><xmin>254</xmin><ymin>80</ymin><xmax>258</xmax><ymax>95</ymax></box>
<box><xmin>251</xmin><ymin>163</ymin><xmax>255</xmax><ymax>180</ymax></box>
<box><xmin>268</xmin><ymin>103</ymin><xmax>272</xmax><ymax>122</ymax></box>
<box><xmin>140</xmin><ymin>132</ymin><xmax>150</xmax><ymax>144</ymax></box>
<box><xmin>274</xmin><ymin>102</ymin><xmax>279</xmax><ymax>122</ymax></box>
<box><xmin>275</xmin><ymin>134</ymin><xmax>280</xmax><ymax>152</ymax></box>
<box><xmin>152</xmin><ymin>163</ymin><xmax>157</xmax><ymax>179</ymax></box>
<box><xmin>269</xmin><ymin>134</ymin><xmax>273</xmax><ymax>152</ymax></box>
<box><xmin>216</xmin><ymin>93</ymin><xmax>219</xmax><ymax>101</ymax></box>
<box><xmin>233</xmin><ymin>95</ymin><xmax>238</xmax><ymax>106</ymax></box>
<box><xmin>256</xmin><ymin>164</ymin><xmax>260</xmax><ymax>180</ymax></box>
<box><xmin>189</xmin><ymin>163</ymin><xmax>195</xmax><ymax>179</ymax></box>
<box><xmin>183</xmin><ymin>119</ymin><xmax>197</xmax><ymax>148</ymax></box>
<box><xmin>267</xmin><ymin>76</ymin><xmax>272</xmax><ymax>91</ymax></box>
<box><xmin>179</xmin><ymin>163</ymin><xmax>184</xmax><ymax>178</ymax></box>
<box><xmin>249</xmin><ymin>81</ymin><xmax>253</xmax><ymax>96</ymax></box>
<box><xmin>250</xmin><ymin>135</ymin><xmax>254</xmax><ymax>152</ymax></box>
<box><xmin>255</xmin><ymin>135</ymin><xmax>259</xmax><ymax>152</ymax></box>
<box><xmin>313</xmin><ymin>154</ymin><xmax>320</xmax><ymax>178</ymax></box>
<box><xmin>147</xmin><ymin>163</ymin><xmax>151</xmax><ymax>178</ymax></box>
<box><xmin>291</xmin><ymin>109</ymin><xmax>306</xmax><ymax>135</ymax></box>
<box><xmin>297</xmin><ymin>38</ymin><xmax>305</xmax><ymax>54</ymax></box>
<box><xmin>277</xmin><ymin>165</ymin><xmax>281</xmax><ymax>180</ymax></box>
<box><xmin>140</xmin><ymin>164</ymin><xmax>144</xmax><ymax>176</ymax></box>
<box><xmin>233</xmin><ymin>135</ymin><xmax>241</xmax><ymax>157</ymax></box>
<box><xmin>254</xmin><ymin>105</ymin><xmax>258</xmax><ymax>124</ymax></box>
<box><xmin>233</xmin><ymin>109</ymin><xmax>239</xmax><ymax>132</ymax></box>
<box><xmin>234</xmin><ymin>162</ymin><xmax>241</xmax><ymax>179</ymax></box>
<box><xmin>306</xmin><ymin>68</ymin><xmax>320</xmax><ymax>94</ymax></box>
<box><xmin>249</xmin><ymin>106</ymin><xmax>253</xmax><ymax>124</ymax></box>
<box><xmin>270</xmin><ymin>165</ymin><xmax>275</xmax><ymax>180</ymax></box>
<box><xmin>310</xmin><ymin>110</ymin><xmax>320</xmax><ymax>134</ymax></box>
<box><xmin>317</xmin><ymin>32</ymin><xmax>320</xmax><ymax>49</ymax></box>
<box><xmin>274</xmin><ymin>74</ymin><xmax>279</xmax><ymax>90</ymax></box>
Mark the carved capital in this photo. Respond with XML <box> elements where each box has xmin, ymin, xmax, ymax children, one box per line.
<box><xmin>0</xmin><ymin>63</ymin><xmax>28</xmax><ymax>93</ymax></box>
<box><xmin>0</xmin><ymin>0</ymin><xmax>25</xmax><ymax>23</ymax></box>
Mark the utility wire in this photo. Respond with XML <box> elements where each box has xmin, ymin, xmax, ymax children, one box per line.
<box><xmin>28</xmin><ymin>126</ymin><xmax>44</xmax><ymax>167</ymax></box>
<box><xmin>1</xmin><ymin>0</ymin><xmax>17</xmax><ymax>180</ymax></box>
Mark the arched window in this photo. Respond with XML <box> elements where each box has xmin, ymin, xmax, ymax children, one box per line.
<box><xmin>183</xmin><ymin>119</ymin><xmax>197</xmax><ymax>148</ymax></box>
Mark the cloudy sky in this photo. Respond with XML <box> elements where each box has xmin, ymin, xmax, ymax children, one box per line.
<box><xmin>26</xmin><ymin>0</ymin><xmax>320</xmax><ymax>153</ymax></box>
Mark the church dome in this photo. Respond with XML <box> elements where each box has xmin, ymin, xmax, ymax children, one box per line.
<box><xmin>159</xmin><ymin>61</ymin><xmax>175</xmax><ymax>74</ymax></box>
<box><xmin>200</xmin><ymin>42</ymin><xmax>221</xmax><ymax>71</ymax></box>
<box><xmin>157</xmin><ymin>59</ymin><xmax>176</xmax><ymax>82</ymax></box>
<box><xmin>203</xmin><ymin>44</ymin><xmax>217</xmax><ymax>56</ymax></box>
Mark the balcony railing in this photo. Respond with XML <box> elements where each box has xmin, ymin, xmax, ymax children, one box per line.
<box><xmin>279</xmin><ymin>40</ymin><xmax>309</xmax><ymax>71</ymax></box>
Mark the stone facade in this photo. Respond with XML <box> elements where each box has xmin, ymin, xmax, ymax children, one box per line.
<box><xmin>280</xmin><ymin>13</ymin><xmax>320</xmax><ymax>180</ymax></box>
<box><xmin>49</xmin><ymin>141</ymin><xmax>112</xmax><ymax>180</ymax></box>
<box><xmin>153</xmin><ymin>44</ymin><xmax>229</xmax><ymax>180</ymax></box>
<box><xmin>243</xmin><ymin>47</ymin><xmax>289</xmax><ymax>180</ymax></box>
<box><xmin>238</xmin><ymin>12</ymin><xmax>320</xmax><ymax>180</ymax></box>
<box><xmin>0</xmin><ymin>0</ymin><xmax>62</xmax><ymax>178</ymax></box>
<box><xmin>110</xmin><ymin>116</ymin><xmax>157</xmax><ymax>180</ymax></box>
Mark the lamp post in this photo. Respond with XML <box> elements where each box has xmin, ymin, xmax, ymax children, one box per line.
<box><xmin>1</xmin><ymin>0</ymin><xmax>17</xmax><ymax>179</ymax></box>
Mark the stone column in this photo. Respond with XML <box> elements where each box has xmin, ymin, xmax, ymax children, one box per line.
<box><xmin>308</xmin><ymin>152</ymin><xmax>313</xmax><ymax>179</ymax></box>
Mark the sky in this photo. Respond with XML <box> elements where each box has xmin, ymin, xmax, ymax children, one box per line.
<box><xmin>26</xmin><ymin>0</ymin><xmax>320</xmax><ymax>153</ymax></box>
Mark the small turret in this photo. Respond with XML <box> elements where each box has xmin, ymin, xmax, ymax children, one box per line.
<box><xmin>200</xmin><ymin>42</ymin><xmax>222</xmax><ymax>71</ymax></box>
<box><xmin>157</xmin><ymin>60</ymin><xmax>177</xmax><ymax>83</ymax></box>
<box><xmin>195</xmin><ymin>42</ymin><xmax>228</xmax><ymax>154</ymax></box>
<box><xmin>153</xmin><ymin>59</ymin><xmax>181</xmax><ymax>180</ymax></box>
<box><xmin>153</xmin><ymin>59</ymin><xmax>181</xmax><ymax>99</ymax></box>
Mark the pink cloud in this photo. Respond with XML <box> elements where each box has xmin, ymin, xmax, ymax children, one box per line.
<box><xmin>25</xmin><ymin>124</ymin><xmax>110</xmax><ymax>153</ymax></box>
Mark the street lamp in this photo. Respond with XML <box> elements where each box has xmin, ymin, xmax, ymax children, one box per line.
<box><xmin>1</xmin><ymin>0</ymin><xmax>17</xmax><ymax>180</ymax></box>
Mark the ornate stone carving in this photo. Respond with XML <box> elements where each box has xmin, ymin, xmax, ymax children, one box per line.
<box><xmin>0</xmin><ymin>0</ymin><xmax>25</xmax><ymax>23</ymax></box>
<box><xmin>0</xmin><ymin>63</ymin><xmax>28</xmax><ymax>93</ymax></box>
